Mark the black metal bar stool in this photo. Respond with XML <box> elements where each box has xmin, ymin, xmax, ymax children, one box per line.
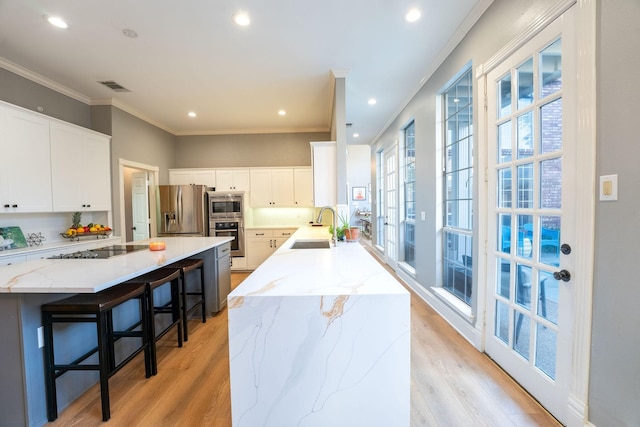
<box><xmin>125</xmin><ymin>267</ymin><xmax>182</xmax><ymax>374</ymax></box>
<box><xmin>166</xmin><ymin>258</ymin><xmax>206</xmax><ymax>341</ymax></box>
<box><xmin>41</xmin><ymin>282</ymin><xmax>152</xmax><ymax>422</ymax></box>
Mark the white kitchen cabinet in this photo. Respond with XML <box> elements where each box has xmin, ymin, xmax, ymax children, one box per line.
<box><xmin>169</xmin><ymin>169</ymin><xmax>216</xmax><ymax>187</ymax></box>
<box><xmin>249</xmin><ymin>169</ymin><xmax>294</xmax><ymax>207</ymax></box>
<box><xmin>0</xmin><ymin>104</ymin><xmax>53</xmax><ymax>213</ymax></box>
<box><xmin>246</xmin><ymin>228</ymin><xmax>296</xmax><ymax>269</ymax></box>
<box><xmin>50</xmin><ymin>122</ymin><xmax>111</xmax><ymax>212</ymax></box>
<box><xmin>215</xmin><ymin>169</ymin><xmax>250</xmax><ymax>192</ymax></box>
<box><xmin>293</xmin><ymin>168</ymin><xmax>313</xmax><ymax>207</ymax></box>
<box><xmin>310</xmin><ymin>141</ymin><xmax>337</xmax><ymax>207</ymax></box>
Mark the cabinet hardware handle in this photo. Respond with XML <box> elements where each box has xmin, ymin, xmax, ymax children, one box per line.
<box><xmin>12</xmin><ymin>204</ymin><xmax>17</xmax><ymax>208</ymax></box>
<box><xmin>3</xmin><ymin>204</ymin><xmax>9</xmax><ymax>208</ymax></box>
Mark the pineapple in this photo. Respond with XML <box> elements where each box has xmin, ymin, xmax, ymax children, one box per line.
<box><xmin>71</xmin><ymin>212</ymin><xmax>82</xmax><ymax>229</ymax></box>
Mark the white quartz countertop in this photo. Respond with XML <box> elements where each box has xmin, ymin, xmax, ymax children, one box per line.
<box><xmin>229</xmin><ymin>226</ymin><xmax>408</xmax><ymax>299</ymax></box>
<box><xmin>0</xmin><ymin>236</ymin><xmax>233</xmax><ymax>294</ymax></box>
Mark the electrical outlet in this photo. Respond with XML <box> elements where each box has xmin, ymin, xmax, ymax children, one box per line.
<box><xmin>37</xmin><ymin>326</ymin><xmax>44</xmax><ymax>348</ymax></box>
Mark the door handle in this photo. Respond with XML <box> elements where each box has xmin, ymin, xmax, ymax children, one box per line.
<box><xmin>553</xmin><ymin>269</ymin><xmax>571</xmax><ymax>282</ymax></box>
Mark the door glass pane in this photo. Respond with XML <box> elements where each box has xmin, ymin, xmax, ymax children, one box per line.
<box><xmin>495</xmin><ymin>300</ymin><xmax>509</xmax><ymax>344</ymax></box>
<box><xmin>538</xmin><ymin>270</ymin><xmax>559</xmax><ymax>325</ymax></box>
<box><xmin>516</xmin><ymin>264</ymin><xmax>532</xmax><ymax>310</ymax></box>
<box><xmin>539</xmin><ymin>216</ymin><xmax>560</xmax><ymax>267</ymax></box>
<box><xmin>517</xmin><ymin>214</ymin><xmax>533</xmax><ymax>258</ymax></box>
<box><xmin>498</xmin><ymin>121</ymin><xmax>512</xmax><ymax>163</ymax></box>
<box><xmin>517</xmin><ymin>111</ymin><xmax>534</xmax><ymax>158</ymax></box>
<box><xmin>498</xmin><ymin>168</ymin><xmax>512</xmax><ymax>208</ymax></box>
<box><xmin>540</xmin><ymin>38</ymin><xmax>562</xmax><ymax>98</ymax></box>
<box><xmin>513</xmin><ymin>311</ymin><xmax>530</xmax><ymax>360</ymax></box>
<box><xmin>498</xmin><ymin>74</ymin><xmax>512</xmax><ymax>118</ymax></box>
<box><xmin>517</xmin><ymin>163</ymin><xmax>533</xmax><ymax>208</ymax></box>
<box><xmin>498</xmin><ymin>213</ymin><xmax>511</xmax><ymax>253</ymax></box>
<box><xmin>497</xmin><ymin>258</ymin><xmax>510</xmax><ymax>299</ymax></box>
<box><xmin>517</xmin><ymin>58</ymin><xmax>534</xmax><ymax>110</ymax></box>
<box><xmin>535</xmin><ymin>324</ymin><xmax>557</xmax><ymax>379</ymax></box>
<box><xmin>540</xmin><ymin>158</ymin><xmax>562</xmax><ymax>209</ymax></box>
<box><xmin>540</xmin><ymin>98</ymin><xmax>563</xmax><ymax>154</ymax></box>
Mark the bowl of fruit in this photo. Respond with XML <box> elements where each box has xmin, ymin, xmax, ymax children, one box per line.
<box><xmin>61</xmin><ymin>212</ymin><xmax>112</xmax><ymax>240</ymax></box>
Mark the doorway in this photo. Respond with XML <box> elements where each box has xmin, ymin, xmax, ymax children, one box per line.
<box><xmin>118</xmin><ymin>159</ymin><xmax>159</xmax><ymax>242</ymax></box>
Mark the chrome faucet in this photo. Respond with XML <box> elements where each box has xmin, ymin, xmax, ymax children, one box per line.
<box><xmin>316</xmin><ymin>206</ymin><xmax>338</xmax><ymax>247</ymax></box>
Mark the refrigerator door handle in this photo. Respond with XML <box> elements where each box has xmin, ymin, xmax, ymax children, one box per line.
<box><xmin>177</xmin><ymin>187</ymin><xmax>182</xmax><ymax>227</ymax></box>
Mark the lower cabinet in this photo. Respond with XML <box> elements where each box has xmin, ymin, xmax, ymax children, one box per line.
<box><xmin>246</xmin><ymin>228</ymin><xmax>296</xmax><ymax>269</ymax></box>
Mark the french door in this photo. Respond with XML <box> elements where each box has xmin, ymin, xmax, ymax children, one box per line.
<box><xmin>383</xmin><ymin>146</ymin><xmax>398</xmax><ymax>266</ymax></box>
<box><xmin>485</xmin><ymin>8</ymin><xmax>576</xmax><ymax>423</ymax></box>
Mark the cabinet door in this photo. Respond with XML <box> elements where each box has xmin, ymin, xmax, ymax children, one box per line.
<box><xmin>169</xmin><ymin>170</ymin><xmax>195</xmax><ymax>185</ymax></box>
<box><xmin>215</xmin><ymin>170</ymin><xmax>234</xmax><ymax>191</ymax></box>
<box><xmin>249</xmin><ymin>169</ymin><xmax>273</xmax><ymax>207</ymax></box>
<box><xmin>193</xmin><ymin>170</ymin><xmax>216</xmax><ymax>187</ymax></box>
<box><xmin>293</xmin><ymin>168</ymin><xmax>313</xmax><ymax>207</ymax></box>
<box><xmin>0</xmin><ymin>105</ymin><xmax>52</xmax><ymax>213</ymax></box>
<box><xmin>270</xmin><ymin>169</ymin><xmax>294</xmax><ymax>206</ymax></box>
<box><xmin>311</xmin><ymin>141</ymin><xmax>337</xmax><ymax>207</ymax></box>
<box><xmin>231</xmin><ymin>170</ymin><xmax>250</xmax><ymax>192</ymax></box>
<box><xmin>50</xmin><ymin>123</ymin><xmax>111</xmax><ymax>212</ymax></box>
<box><xmin>246</xmin><ymin>237</ymin><xmax>274</xmax><ymax>269</ymax></box>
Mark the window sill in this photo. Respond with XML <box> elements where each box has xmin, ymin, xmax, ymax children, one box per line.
<box><xmin>431</xmin><ymin>287</ymin><xmax>474</xmax><ymax>323</ymax></box>
<box><xmin>398</xmin><ymin>262</ymin><xmax>415</xmax><ymax>277</ymax></box>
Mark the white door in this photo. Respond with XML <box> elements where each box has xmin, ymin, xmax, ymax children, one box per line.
<box><xmin>383</xmin><ymin>146</ymin><xmax>398</xmax><ymax>266</ymax></box>
<box><xmin>132</xmin><ymin>171</ymin><xmax>150</xmax><ymax>241</ymax></box>
<box><xmin>485</xmin><ymin>9</ymin><xmax>575</xmax><ymax>423</ymax></box>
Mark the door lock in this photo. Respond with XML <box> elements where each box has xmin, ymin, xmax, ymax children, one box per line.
<box><xmin>553</xmin><ymin>269</ymin><xmax>571</xmax><ymax>282</ymax></box>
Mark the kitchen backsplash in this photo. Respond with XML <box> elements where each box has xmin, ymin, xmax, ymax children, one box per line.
<box><xmin>0</xmin><ymin>212</ymin><xmax>110</xmax><ymax>245</ymax></box>
<box><xmin>248</xmin><ymin>207</ymin><xmax>317</xmax><ymax>227</ymax></box>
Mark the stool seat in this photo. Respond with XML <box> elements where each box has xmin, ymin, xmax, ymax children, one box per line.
<box><xmin>125</xmin><ymin>267</ymin><xmax>183</xmax><ymax>375</ymax></box>
<box><xmin>167</xmin><ymin>258</ymin><xmax>206</xmax><ymax>341</ymax></box>
<box><xmin>42</xmin><ymin>282</ymin><xmax>152</xmax><ymax>422</ymax></box>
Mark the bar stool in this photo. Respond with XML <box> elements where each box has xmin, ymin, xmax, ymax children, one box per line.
<box><xmin>125</xmin><ymin>267</ymin><xmax>182</xmax><ymax>374</ymax></box>
<box><xmin>167</xmin><ymin>258</ymin><xmax>206</xmax><ymax>341</ymax></box>
<box><xmin>41</xmin><ymin>282</ymin><xmax>152</xmax><ymax>422</ymax></box>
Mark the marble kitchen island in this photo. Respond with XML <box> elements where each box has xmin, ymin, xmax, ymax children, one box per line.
<box><xmin>228</xmin><ymin>226</ymin><xmax>410</xmax><ymax>427</ymax></box>
<box><xmin>0</xmin><ymin>236</ymin><xmax>233</xmax><ymax>427</ymax></box>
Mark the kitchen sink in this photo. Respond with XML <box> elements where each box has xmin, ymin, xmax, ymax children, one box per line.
<box><xmin>290</xmin><ymin>239</ymin><xmax>331</xmax><ymax>249</ymax></box>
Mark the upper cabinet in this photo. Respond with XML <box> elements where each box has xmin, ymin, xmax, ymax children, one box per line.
<box><xmin>310</xmin><ymin>141</ymin><xmax>337</xmax><ymax>207</ymax></box>
<box><xmin>50</xmin><ymin>122</ymin><xmax>111</xmax><ymax>212</ymax></box>
<box><xmin>0</xmin><ymin>105</ymin><xmax>53</xmax><ymax>213</ymax></box>
<box><xmin>250</xmin><ymin>168</ymin><xmax>294</xmax><ymax>207</ymax></box>
<box><xmin>293</xmin><ymin>168</ymin><xmax>313</xmax><ymax>207</ymax></box>
<box><xmin>169</xmin><ymin>169</ymin><xmax>216</xmax><ymax>187</ymax></box>
<box><xmin>215</xmin><ymin>169</ymin><xmax>250</xmax><ymax>192</ymax></box>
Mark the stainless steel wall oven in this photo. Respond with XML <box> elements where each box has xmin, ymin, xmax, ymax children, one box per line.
<box><xmin>207</xmin><ymin>192</ymin><xmax>244</xmax><ymax>257</ymax></box>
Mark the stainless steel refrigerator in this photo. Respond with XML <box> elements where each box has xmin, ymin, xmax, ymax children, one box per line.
<box><xmin>157</xmin><ymin>185</ymin><xmax>207</xmax><ymax>236</ymax></box>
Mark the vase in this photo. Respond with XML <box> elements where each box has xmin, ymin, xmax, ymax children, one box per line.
<box><xmin>345</xmin><ymin>227</ymin><xmax>360</xmax><ymax>242</ymax></box>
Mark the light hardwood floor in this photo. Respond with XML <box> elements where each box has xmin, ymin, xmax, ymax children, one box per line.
<box><xmin>47</xmin><ymin>269</ymin><xmax>561</xmax><ymax>427</ymax></box>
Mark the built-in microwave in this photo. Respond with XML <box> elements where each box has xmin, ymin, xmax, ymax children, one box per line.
<box><xmin>207</xmin><ymin>191</ymin><xmax>244</xmax><ymax>219</ymax></box>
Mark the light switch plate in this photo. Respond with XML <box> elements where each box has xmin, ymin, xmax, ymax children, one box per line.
<box><xmin>599</xmin><ymin>174</ymin><xmax>618</xmax><ymax>201</ymax></box>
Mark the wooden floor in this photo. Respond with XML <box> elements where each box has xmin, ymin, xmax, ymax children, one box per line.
<box><xmin>47</xmin><ymin>269</ymin><xmax>562</xmax><ymax>427</ymax></box>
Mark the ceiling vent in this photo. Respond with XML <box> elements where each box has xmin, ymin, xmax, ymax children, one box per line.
<box><xmin>98</xmin><ymin>80</ymin><xmax>131</xmax><ymax>92</ymax></box>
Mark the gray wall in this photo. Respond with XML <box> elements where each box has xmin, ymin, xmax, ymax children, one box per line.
<box><xmin>174</xmin><ymin>132</ymin><xmax>330</xmax><ymax>168</ymax></box>
<box><xmin>589</xmin><ymin>1</ymin><xmax>640</xmax><ymax>426</ymax></box>
<box><xmin>0</xmin><ymin>68</ymin><xmax>90</xmax><ymax>127</ymax></box>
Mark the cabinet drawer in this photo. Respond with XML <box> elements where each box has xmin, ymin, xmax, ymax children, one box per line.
<box><xmin>272</xmin><ymin>229</ymin><xmax>296</xmax><ymax>238</ymax></box>
<box><xmin>246</xmin><ymin>229</ymin><xmax>274</xmax><ymax>238</ymax></box>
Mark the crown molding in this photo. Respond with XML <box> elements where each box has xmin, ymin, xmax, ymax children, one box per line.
<box><xmin>0</xmin><ymin>57</ymin><xmax>90</xmax><ymax>104</ymax></box>
<box><xmin>174</xmin><ymin>127</ymin><xmax>331</xmax><ymax>137</ymax></box>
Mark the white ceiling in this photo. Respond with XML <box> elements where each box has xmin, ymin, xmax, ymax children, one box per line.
<box><xmin>0</xmin><ymin>0</ymin><xmax>491</xmax><ymax>144</ymax></box>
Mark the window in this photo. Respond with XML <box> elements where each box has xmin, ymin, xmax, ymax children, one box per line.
<box><xmin>402</xmin><ymin>121</ymin><xmax>416</xmax><ymax>268</ymax></box>
<box><xmin>442</xmin><ymin>69</ymin><xmax>473</xmax><ymax>305</ymax></box>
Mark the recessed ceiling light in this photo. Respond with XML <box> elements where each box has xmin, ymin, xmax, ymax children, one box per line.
<box><xmin>188</xmin><ymin>112</ymin><xmax>197</xmax><ymax>118</ymax></box>
<box><xmin>233</xmin><ymin>12</ymin><xmax>250</xmax><ymax>26</ymax></box>
<box><xmin>45</xmin><ymin>15</ymin><xmax>68</xmax><ymax>29</ymax></box>
<box><xmin>353</xmin><ymin>133</ymin><xmax>360</xmax><ymax>138</ymax></box>
<box><xmin>368</xmin><ymin>98</ymin><xmax>377</xmax><ymax>105</ymax></box>
<box><xmin>278</xmin><ymin>110</ymin><xmax>286</xmax><ymax>116</ymax></box>
<box><xmin>405</xmin><ymin>8</ymin><xmax>421</xmax><ymax>23</ymax></box>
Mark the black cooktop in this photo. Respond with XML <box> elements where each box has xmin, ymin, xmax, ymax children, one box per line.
<box><xmin>48</xmin><ymin>244</ymin><xmax>149</xmax><ymax>259</ymax></box>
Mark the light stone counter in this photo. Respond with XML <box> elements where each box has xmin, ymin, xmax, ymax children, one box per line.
<box><xmin>228</xmin><ymin>226</ymin><xmax>410</xmax><ymax>427</ymax></box>
<box><xmin>0</xmin><ymin>236</ymin><xmax>232</xmax><ymax>293</ymax></box>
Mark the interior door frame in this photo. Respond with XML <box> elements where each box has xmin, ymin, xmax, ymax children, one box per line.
<box><xmin>118</xmin><ymin>158</ymin><xmax>159</xmax><ymax>241</ymax></box>
<box><xmin>475</xmin><ymin>1</ymin><xmax>595</xmax><ymax>425</ymax></box>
